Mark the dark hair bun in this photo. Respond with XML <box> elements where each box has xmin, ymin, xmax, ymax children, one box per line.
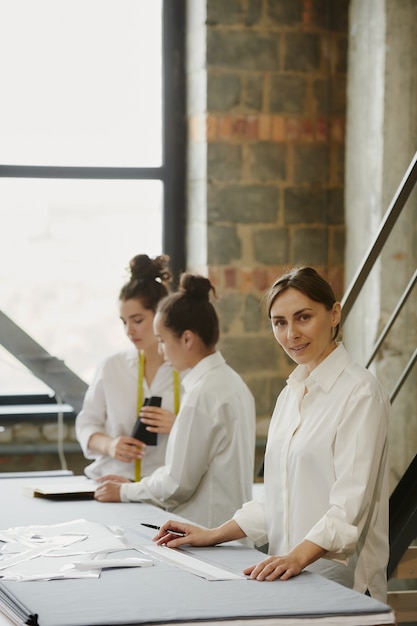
<box><xmin>129</xmin><ymin>254</ymin><xmax>171</xmax><ymax>283</ymax></box>
<box><xmin>179</xmin><ymin>273</ymin><xmax>215</xmax><ymax>301</ymax></box>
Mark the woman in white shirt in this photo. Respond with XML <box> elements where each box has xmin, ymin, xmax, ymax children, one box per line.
<box><xmin>94</xmin><ymin>273</ymin><xmax>256</xmax><ymax>528</ymax></box>
<box><xmin>153</xmin><ymin>266</ymin><xmax>390</xmax><ymax>603</ymax></box>
<box><xmin>75</xmin><ymin>254</ymin><xmax>179</xmax><ymax>481</ymax></box>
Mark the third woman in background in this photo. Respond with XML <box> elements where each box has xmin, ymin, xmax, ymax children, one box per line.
<box><xmin>76</xmin><ymin>254</ymin><xmax>180</xmax><ymax>481</ymax></box>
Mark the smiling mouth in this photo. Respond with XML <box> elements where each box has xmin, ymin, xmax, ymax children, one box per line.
<box><xmin>290</xmin><ymin>343</ymin><xmax>309</xmax><ymax>352</ymax></box>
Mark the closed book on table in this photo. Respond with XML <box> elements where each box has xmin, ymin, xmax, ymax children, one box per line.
<box><xmin>22</xmin><ymin>480</ymin><xmax>96</xmax><ymax>500</ymax></box>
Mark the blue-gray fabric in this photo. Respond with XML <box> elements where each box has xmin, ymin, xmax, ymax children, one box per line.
<box><xmin>0</xmin><ymin>477</ymin><xmax>393</xmax><ymax>626</ymax></box>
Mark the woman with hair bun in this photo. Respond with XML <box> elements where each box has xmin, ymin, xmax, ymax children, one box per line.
<box><xmin>95</xmin><ymin>273</ymin><xmax>256</xmax><ymax>529</ymax></box>
<box><xmin>76</xmin><ymin>254</ymin><xmax>180</xmax><ymax>481</ymax></box>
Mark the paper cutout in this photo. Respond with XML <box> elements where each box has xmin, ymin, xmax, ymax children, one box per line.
<box><xmin>0</xmin><ymin>519</ymin><xmax>150</xmax><ymax>581</ymax></box>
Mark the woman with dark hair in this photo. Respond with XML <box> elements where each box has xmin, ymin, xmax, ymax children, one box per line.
<box><xmin>94</xmin><ymin>273</ymin><xmax>256</xmax><ymax>529</ymax></box>
<box><xmin>76</xmin><ymin>254</ymin><xmax>180</xmax><ymax>481</ymax></box>
<box><xmin>154</xmin><ymin>266</ymin><xmax>390</xmax><ymax>603</ymax></box>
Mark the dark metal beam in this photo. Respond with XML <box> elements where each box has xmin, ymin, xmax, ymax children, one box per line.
<box><xmin>0</xmin><ymin>165</ymin><xmax>164</xmax><ymax>180</ymax></box>
<box><xmin>341</xmin><ymin>151</ymin><xmax>417</xmax><ymax>322</ymax></box>
<box><xmin>388</xmin><ymin>453</ymin><xmax>417</xmax><ymax>578</ymax></box>
<box><xmin>0</xmin><ymin>311</ymin><xmax>87</xmax><ymax>414</ymax></box>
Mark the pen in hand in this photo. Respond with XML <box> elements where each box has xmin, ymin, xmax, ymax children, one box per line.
<box><xmin>141</xmin><ymin>523</ymin><xmax>186</xmax><ymax>537</ymax></box>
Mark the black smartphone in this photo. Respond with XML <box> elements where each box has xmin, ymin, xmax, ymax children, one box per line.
<box><xmin>131</xmin><ymin>396</ymin><xmax>162</xmax><ymax>446</ymax></box>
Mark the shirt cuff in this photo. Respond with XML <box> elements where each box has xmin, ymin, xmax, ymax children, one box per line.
<box><xmin>120</xmin><ymin>482</ymin><xmax>139</xmax><ymax>502</ymax></box>
<box><xmin>305</xmin><ymin>516</ymin><xmax>357</xmax><ymax>556</ymax></box>
<box><xmin>233</xmin><ymin>508</ymin><xmax>268</xmax><ymax>547</ymax></box>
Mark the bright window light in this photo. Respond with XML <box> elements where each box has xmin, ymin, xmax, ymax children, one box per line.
<box><xmin>0</xmin><ymin>178</ymin><xmax>163</xmax><ymax>385</ymax></box>
<box><xmin>0</xmin><ymin>0</ymin><xmax>162</xmax><ymax>167</ymax></box>
<box><xmin>0</xmin><ymin>1</ymin><xmax>165</xmax><ymax>389</ymax></box>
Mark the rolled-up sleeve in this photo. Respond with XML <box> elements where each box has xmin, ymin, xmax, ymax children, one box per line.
<box><xmin>233</xmin><ymin>493</ymin><xmax>268</xmax><ymax>547</ymax></box>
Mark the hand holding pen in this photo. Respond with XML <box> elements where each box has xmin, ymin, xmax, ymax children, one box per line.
<box><xmin>147</xmin><ymin>520</ymin><xmax>219</xmax><ymax>548</ymax></box>
<box><xmin>141</xmin><ymin>523</ymin><xmax>186</xmax><ymax>537</ymax></box>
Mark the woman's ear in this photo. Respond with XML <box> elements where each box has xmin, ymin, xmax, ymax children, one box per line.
<box><xmin>182</xmin><ymin>330</ymin><xmax>194</xmax><ymax>349</ymax></box>
<box><xmin>332</xmin><ymin>302</ymin><xmax>342</xmax><ymax>327</ymax></box>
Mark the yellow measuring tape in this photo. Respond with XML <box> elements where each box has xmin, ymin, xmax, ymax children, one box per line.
<box><xmin>134</xmin><ymin>351</ymin><xmax>145</xmax><ymax>482</ymax></box>
<box><xmin>173</xmin><ymin>369</ymin><xmax>180</xmax><ymax>415</ymax></box>
<box><xmin>134</xmin><ymin>351</ymin><xmax>180</xmax><ymax>482</ymax></box>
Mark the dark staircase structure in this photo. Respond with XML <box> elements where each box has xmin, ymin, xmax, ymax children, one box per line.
<box><xmin>341</xmin><ymin>151</ymin><xmax>417</xmax><ymax>622</ymax></box>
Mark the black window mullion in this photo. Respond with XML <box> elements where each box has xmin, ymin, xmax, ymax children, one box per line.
<box><xmin>162</xmin><ymin>0</ymin><xmax>186</xmax><ymax>286</ymax></box>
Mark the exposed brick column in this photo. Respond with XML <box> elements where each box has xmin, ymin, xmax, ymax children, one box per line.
<box><xmin>186</xmin><ymin>0</ymin><xmax>348</xmax><ymax>457</ymax></box>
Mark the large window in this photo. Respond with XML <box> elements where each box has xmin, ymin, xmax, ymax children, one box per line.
<box><xmin>0</xmin><ymin>0</ymin><xmax>185</xmax><ymax>390</ymax></box>
<box><xmin>0</xmin><ymin>1</ymin><xmax>163</xmax><ymax>168</ymax></box>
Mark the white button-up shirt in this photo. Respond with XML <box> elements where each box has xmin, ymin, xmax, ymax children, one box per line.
<box><xmin>76</xmin><ymin>348</ymin><xmax>178</xmax><ymax>480</ymax></box>
<box><xmin>121</xmin><ymin>351</ymin><xmax>256</xmax><ymax>527</ymax></box>
<box><xmin>233</xmin><ymin>344</ymin><xmax>389</xmax><ymax>602</ymax></box>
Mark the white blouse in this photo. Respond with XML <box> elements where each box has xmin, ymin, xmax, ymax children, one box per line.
<box><xmin>121</xmin><ymin>351</ymin><xmax>256</xmax><ymax>528</ymax></box>
<box><xmin>75</xmin><ymin>348</ymin><xmax>178</xmax><ymax>480</ymax></box>
<box><xmin>233</xmin><ymin>344</ymin><xmax>390</xmax><ymax>603</ymax></box>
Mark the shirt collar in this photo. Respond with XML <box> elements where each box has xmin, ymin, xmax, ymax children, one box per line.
<box><xmin>125</xmin><ymin>348</ymin><xmax>172</xmax><ymax>377</ymax></box>
<box><xmin>182</xmin><ymin>351</ymin><xmax>225</xmax><ymax>392</ymax></box>
<box><xmin>288</xmin><ymin>343</ymin><xmax>350</xmax><ymax>394</ymax></box>
<box><xmin>126</xmin><ymin>347</ymin><xmax>140</xmax><ymax>366</ymax></box>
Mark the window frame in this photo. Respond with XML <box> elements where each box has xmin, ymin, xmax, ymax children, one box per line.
<box><xmin>0</xmin><ymin>0</ymin><xmax>186</xmax><ymax>283</ymax></box>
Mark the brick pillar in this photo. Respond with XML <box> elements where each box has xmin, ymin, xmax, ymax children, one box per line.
<box><xmin>186</xmin><ymin>0</ymin><xmax>348</xmax><ymax>457</ymax></box>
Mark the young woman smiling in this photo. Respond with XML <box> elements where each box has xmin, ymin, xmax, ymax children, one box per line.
<box><xmin>154</xmin><ymin>266</ymin><xmax>390</xmax><ymax>603</ymax></box>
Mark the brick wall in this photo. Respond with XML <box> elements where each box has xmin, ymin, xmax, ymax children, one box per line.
<box><xmin>187</xmin><ymin>0</ymin><xmax>348</xmax><ymax>462</ymax></box>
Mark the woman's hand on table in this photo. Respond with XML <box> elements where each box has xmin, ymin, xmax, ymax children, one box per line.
<box><xmin>244</xmin><ymin>540</ymin><xmax>326</xmax><ymax>582</ymax></box>
<box><xmin>94</xmin><ymin>476</ymin><xmax>129</xmax><ymax>502</ymax></box>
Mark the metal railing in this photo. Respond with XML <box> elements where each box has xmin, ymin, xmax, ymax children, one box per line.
<box><xmin>341</xmin><ymin>151</ymin><xmax>417</xmax><ymax>321</ymax></box>
<box><xmin>341</xmin><ymin>151</ymin><xmax>417</xmax><ymax>407</ymax></box>
<box><xmin>340</xmin><ymin>150</ymin><xmax>417</xmax><ymax>578</ymax></box>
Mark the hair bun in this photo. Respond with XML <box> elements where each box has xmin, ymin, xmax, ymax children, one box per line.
<box><xmin>129</xmin><ymin>254</ymin><xmax>171</xmax><ymax>283</ymax></box>
<box><xmin>179</xmin><ymin>274</ymin><xmax>215</xmax><ymax>301</ymax></box>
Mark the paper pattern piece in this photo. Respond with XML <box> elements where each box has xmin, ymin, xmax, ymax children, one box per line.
<box><xmin>139</xmin><ymin>543</ymin><xmax>247</xmax><ymax>581</ymax></box>
<box><xmin>70</xmin><ymin>557</ymin><xmax>153</xmax><ymax>571</ymax></box>
<box><xmin>0</xmin><ymin>519</ymin><xmax>152</xmax><ymax>581</ymax></box>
